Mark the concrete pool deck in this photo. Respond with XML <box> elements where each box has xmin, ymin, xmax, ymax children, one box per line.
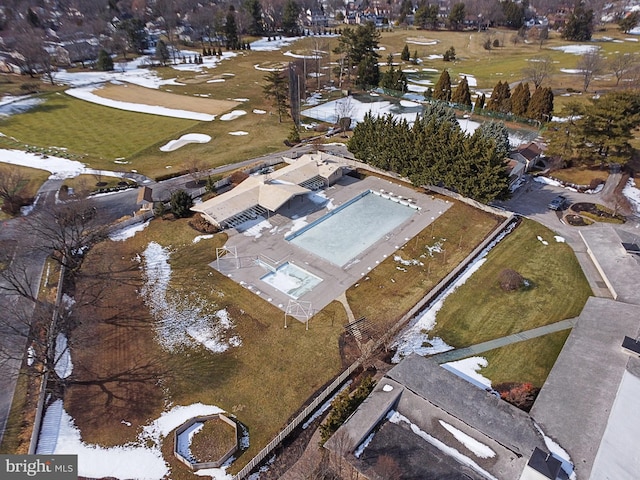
<box><xmin>210</xmin><ymin>175</ymin><xmax>452</xmax><ymax>321</ymax></box>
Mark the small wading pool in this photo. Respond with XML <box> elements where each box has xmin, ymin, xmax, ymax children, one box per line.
<box><xmin>260</xmin><ymin>262</ymin><xmax>323</xmax><ymax>299</ymax></box>
<box><xmin>286</xmin><ymin>190</ymin><xmax>419</xmax><ymax>267</ymax></box>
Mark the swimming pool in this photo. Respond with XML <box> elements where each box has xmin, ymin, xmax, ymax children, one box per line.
<box><xmin>286</xmin><ymin>190</ymin><xmax>419</xmax><ymax>267</ymax></box>
<box><xmin>260</xmin><ymin>262</ymin><xmax>323</xmax><ymax>299</ymax></box>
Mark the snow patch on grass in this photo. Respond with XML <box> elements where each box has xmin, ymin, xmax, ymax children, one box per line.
<box><xmin>140</xmin><ymin>242</ymin><xmax>240</xmax><ymax>353</ymax></box>
<box><xmin>219</xmin><ymin>110</ymin><xmax>247</xmax><ymax>121</ymax></box>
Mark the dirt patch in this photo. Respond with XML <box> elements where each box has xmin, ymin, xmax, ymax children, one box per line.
<box><xmin>93</xmin><ymin>83</ymin><xmax>239</xmax><ymax>116</ymax></box>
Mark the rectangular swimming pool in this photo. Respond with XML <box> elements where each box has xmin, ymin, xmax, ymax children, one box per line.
<box><xmin>286</xmin><ymin>190</ymin><xmax>419</xmax><ymax>267</ymax></box>
<box><xmin>260</xmin><ymin>262</ymin><xmax>323</xmax><ymax>299</ymax></box>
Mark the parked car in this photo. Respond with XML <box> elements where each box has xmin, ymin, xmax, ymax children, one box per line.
<box><xmin>548</xmin><ymin>195</ymin><xmax>568</xmax><ymax>211</ymax></box>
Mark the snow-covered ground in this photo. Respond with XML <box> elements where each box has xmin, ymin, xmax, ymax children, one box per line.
<box><xmin>550</xmin><ymin>45</ymin><xmax>599</xmax><ymax>55</ymax></box>
<box><xmin>392</xmin><ymin>222</ymin><xmax>517</xmax><ymax>365</ymax></box>
<box><xmin>623</xmin><ymin>178</ymin><xmax>640</xmax><ymax>214</ymax></box>
<box><xmin>220</xmin><ymin>110</ymin><xmax>247</xmax><ymax>121</ymax></box>
<box><xmin>160</xmin><ymin>133</ymin><xmax>211</xmax><ymax>152</ymax></box>
<box><xmin>37</xmin><ymin>400</ymin><xmax>234</xmax><ymax>480</ymax></box>
<box><xmin>250</xmin><ymin>36</ymin><xmax>304</xmax><ymax>51</ymax></box>
<box><xmin>302</xmin><ymin>96</ymin><xmax>531</xmax><ymax>145</ymax></box>
<box><xmin>391</xmin><ymin>258</ymin><xmax>485</xmax><ymax>362</ymax></box>
<box><xmin>441</xmin><ymin>357</ymin><xmax>492</xmax><ymax>390</ymax></box>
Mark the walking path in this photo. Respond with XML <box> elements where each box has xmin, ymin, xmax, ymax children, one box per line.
<box><xmin>430</xmin><ymin>317</ymin><xmax>578</xmax><ymax>364</ymax></box>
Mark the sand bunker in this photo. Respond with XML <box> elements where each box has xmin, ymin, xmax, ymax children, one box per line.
<box><xmin>92</xmin><ymin>83</ymin><xmax>239</xmax><ymax>116</ymax></box>
<box><xmin>160</xmin><ymin>134</ymin><xmax>211</xmax><ymax>152</ymax></box>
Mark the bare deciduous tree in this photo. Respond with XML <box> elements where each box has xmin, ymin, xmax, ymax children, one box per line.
<box><xmin>21</xmin><ymin>201</ymin><xmax>108</xmax><ymax>276</ymax></box>
<box><xmin>578</xmin><ymin>51</ymin><xmax>605</xmax><ymax>92</ymax></box>
<box><xmin>522</xmin><ymin>55</ymin><xmax>554</xmax><ymax>89</ymax></box>
<box><xmin>0</xmin><ymin>166</ymin><xmax>27</xmax><ymax>215</ymax></box>
<box><xmin>608</xmin><ymin>52</ymin><xmax>637</xmax><ymax>86</ymax></box>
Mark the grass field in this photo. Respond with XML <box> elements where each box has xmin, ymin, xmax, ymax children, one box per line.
<box><xmin>430</xmin><ymin>219</ymin><xmax>591</xmax><ymax>348</ymax></box>
<box><xmin>1</xmin><ymin>24</ymin><xmax>638</xmax><ymax>184</ymax></box>
<box><xmin>66</xmin><ymin>217</ymin><xmax>347</xmax><ymax>476</ymax></box>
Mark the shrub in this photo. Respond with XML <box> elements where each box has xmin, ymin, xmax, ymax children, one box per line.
<box><xmin>495</xmin><ymin>382</ymin><xmax>540</xmax><ymax>412</ymax></box>
<box><xmin>499</xmin><ymin>269</ymin><xmax>524</xmax><ymax>292</ymax></box>
<box><xmin>493</xmin><ymin>38</ymin><xmax>500</xmax><ymax>48</ymax></box>
<box><xmin>170</xmin><ymin>190</ymin><xmax>193</xmax><ymax>218</ymax></box>
<box><xmin>230</xmin><ymin>170</ymin><xmax>249</xmax><ymax>185</ymax></box>
<box><xmin>189</xmin><ymin>213</ymin><xmax>218</xmax><ymax>233</ymax></box>
<box><xmin>319</xmin><ymin>376</ymin><xmax>375</xmax><ymax>444</ymax></box>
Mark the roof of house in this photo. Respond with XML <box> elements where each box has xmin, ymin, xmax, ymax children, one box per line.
<box><xmin>326</xmin><ymin>355</ymin><xmax>549</xmax><ymax>480</ymax></box>
<box><xmin>136</xmin><ymin>186</ymin><xmax>153</xmax><ymax>203</ymax></box>
<box><xmin>191</xmin><ymin>152</ymin><xmax>348</xmax><ymax>226</ymax></box>
<box><xmin>517</xmin><ymin>142</ymin><xmax>543</xmax><ymax>161</ymax></box>
<box><xmin>530</xmin><ymin>297</ymin><xmax>640</xmax><ymax>480</ymax></box>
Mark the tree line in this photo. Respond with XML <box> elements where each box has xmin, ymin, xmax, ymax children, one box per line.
<box><xmin>348</xmin><ymin>104</ymin><xmax>511</xmax><ymax>203</ymax></box>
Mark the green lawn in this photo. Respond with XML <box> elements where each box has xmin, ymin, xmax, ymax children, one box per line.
<box><xmin>0</xmin><ymin>92</ymin><xmax>198</xmax><ymax>167</ymax></box>
<box><xmin>431</xmin><ymin>219</ymin><xmax>591</xmax><ymax>347</ymax></box>
<box><xmin>479</xmin><ymin>330</ymin><xmax>571</xmax><ymax>388</ymax></box>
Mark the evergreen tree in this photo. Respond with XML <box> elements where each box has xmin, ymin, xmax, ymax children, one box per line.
<box><xmin>562</xmin><ymin>5</ymin><xmax>594</xmax><ymax>41</ymax></box>
<box><xmin>478</xmin><ymin>121</ymin><xmax>511</xmax><ymax>160</ymax></box>
<box><xmin>96</xmin><ymin>49</ymin><xmax>114</xmax><ymax>71</ymax></box>
<box><xmin>412</xmin><ymin>50</ymin><xmax>419</xmax><ymax>65</ymax></box>
<box><xmin>451</xmin><ymin>76</ymin><xmax>472</xmax><ymax>107</ymax></box>
<box><xmin>170</xmin><ymin>190</ymin><xmax>193</xmax><ymax>218</ymax></box>
<box><xmin>334</xmin><ymin>23</ymin><xmax>380</xmax><ymax>88</ymax></box>
<box><xmin>288</xmin><ymin>124</ymin><xmax>301</xmax><ymax>144</ymax></box>
<box><xmin>225</xmin><ymin>6</ymin><xmax>239</xmax><ymax>49</ymax></box>
<box><xmin>574</xmin><ymin>91</ymin><xmax>640</xmax><ymax>164</ymax></box>
<box><xmin>357</xmin><ymin>53</ymin><xmax>380</xmax><ymax>89</ymax></box>
<box><xmin>443</xmin><ymin>46</ymin><xmax>456</xmax><ymax>62</ymax></box>
<box><xmin>401</xmin><ymin>44</ymin><xmax>410</xmax><ymax>61</ymax></box>
<box><xmin>510</xmin><ymin>82</ymin><xmax>531</xmax><ymax>117</ymax></box>
<box><xmin>527</xmin><ymin>86</ymin><xmax>554</xmax><ymax>122</ymax></box>
<box><xmin>433</xmin><ymin>70</ymin><xmax>452</xmax><ymax>102</ymax></box>
<box><xmin>156</xmin><ymin>39</ymin><xmax>170</xmax><ymax>65</ymax></box>
<box><xmin>448</xmin><ymin>3</ymin><xmax>466</xmax><ymax>31</ymax></box>
<box><xmin>380</xmin><ymin>64</ymin><xmax>408</xmax><ymax>92</ymax></box>
<box><xmin>348</xmin><ymin>104</ymin><xmax>510</xmax><ymax>203</ymax></box>
<box><xmin>486</xmin><ymin>81</ymin><xmax>511</xmax><ymax>113</ymax></box>
<box><xmin>245</xmin><ymin>0</ymin><xmax>265</xmax><ymax>36</ymax></box>
<box><xmin>414</xmin><ymin>3</ymin><xmax>439</xmax><ymax>29</ymax></box>
<box><xmin>282</xmin><ymin>0</ymin><xmax>301</xmax><ymax>36</ymax></box>
<box><xmin>474</xmin><ymin>92</ymin><xmax>486</xmax><ymax>110</ymax></box>
<box><xmin>502</xmin><ymin>0</ymin><xmax>525</xmax><ymax>29</ymax></box>
<box><xmin>263</xmin><ymin>70</ymin><xmax>289</xmax><ymax>122</ymax></box>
